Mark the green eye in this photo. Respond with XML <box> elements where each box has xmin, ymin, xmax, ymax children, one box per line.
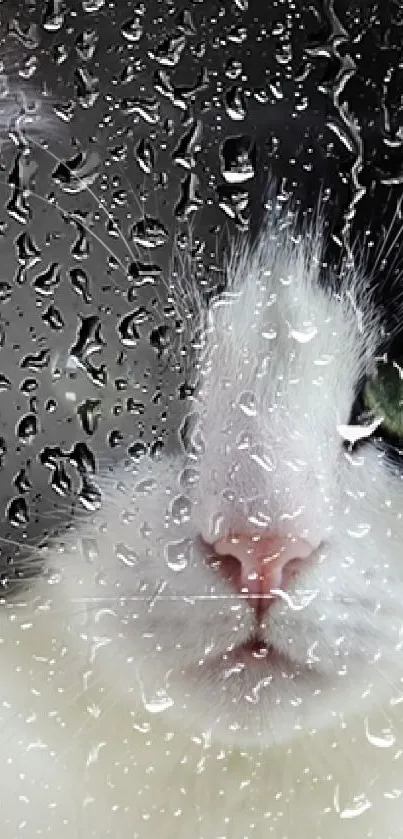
<box><xmin>363</xmin><ymin>361</ymin><xmax>403</xmax><ymax>438</ymax></box>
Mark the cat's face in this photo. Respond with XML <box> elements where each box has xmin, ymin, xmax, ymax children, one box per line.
<box><xmin>56</xmin><ymin>216</ymin><xmax>403</xmax><ymax>747</ymax></box>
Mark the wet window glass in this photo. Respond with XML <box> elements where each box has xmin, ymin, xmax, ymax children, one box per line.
<box><xmin>0</xmin><ymin>0</ymin><xmax>403</xmax><ymax>836</ymax></box>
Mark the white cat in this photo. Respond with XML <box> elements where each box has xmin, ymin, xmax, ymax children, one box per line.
<box><xmin>1</xmin><ymin>194</ymin><xmax>403</xmax><ymax>838</ymax></box>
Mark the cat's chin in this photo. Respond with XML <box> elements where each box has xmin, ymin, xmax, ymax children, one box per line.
<box><xmin>173</xmin><ymin>643</ymin><xmax>379</xmax><ymax>748</ymax></box>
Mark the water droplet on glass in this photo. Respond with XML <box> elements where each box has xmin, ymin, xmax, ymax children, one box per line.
<box><xmin>9</xmin><ymin>151</ymin><xmax>38</xmax><ymax>191</ymax></box>
<box><xmin>238</xmin><ymin>390</ymin><xmax>257</xmax><ymax>417</ymax></box>
<box><xmin>175</xmin><ymin>172</ymin><xmax>203</xmax><ymax>219</ymax></box>
<box><xmin>333</xmin><ymin>785</ymin><xmax>372</xmax><ymax>819</ymax></box>
<box><xmin>141</xmin><ymin>689</ymin><xmax>174</xmax><ymax>714</ymax></box>
<box><xmin>119</xmin><ymin>60</ymin><xmax>141</xmax><ymax>85</ymax></box>
<box><xmin>19</xmin><ymin>54</ymin><xmax>38</xmax><ymax>80</ymax></box>
<box><xmin>149</xmin><ymin>324</ymin><xmax>171</xmax><ymax>357</ymax></box>
<box><xmin>347</xmin><ymin>523</ymin><xmax>371</xmax><ymax>539</ymax></box>
<box><xmin>170</xmin><ymin>495</ymin><xmax>192</xmax><ymax>524</ymax></box>
<box><xmin>364</xmin><ymin>717</ymin><xmax>395</xmax><ymax>748</ymax></box>
<box><xmin>53</xmin><ymin>150</ymin><xmax>101</xmax><ymax>193</ymax></box>
<box><xmin>288</xmin><ymin>322</ymin><xmax>318</xmax><ymax>343</ymax></box>
<box><xmin>77</xmin><ymin>399</ymin><xmax>102</xmax><ymax>436</ymax></box>
<box><xmin>135</xmin><ymin>478</ymin><xmax>157</xmax><ymax>496</ymax></box>
<box><xmin>75</xmin><ymin>28</ymin><xmax>98</xmax><ymax>60</ymax></box>
<box><xmin>8</xmin><ymin>19</ymin><xmax>39</xmax><ymax>49</ymax></box>
<box><xmin>74</xmin><ymin>67</ymin><xmax>99</xmax><ymax>109</ymax></box>
<box><xmin>179</xmin><ymin>412</ymin><xmax>205</xmax><ymax>458</ymax></box>
<box><xmin>8</xmin><ymin>153</ymin><xmax>38</xmax><ymax>223</ymax></box>
<box><xmin>179</xmin><ymin>466</ymin><xmax>200</xmax><ymax>489</ymax></box>
<box><xmin>225</xmin><ymin>58</ymin><xmax>242</xmax><ymax>80</ymax></box>
<box><xmin>33</xmin><ymin>262</ymin><xmax>61</xmax><ymax>296</ymax></box>
<box><xmin>51</xmin><ymin>463</ymin><xmax>72</xmax><ymax>497</ymax></box>
<box><xmin>220</xmin><ymin>135</ymin><xmax>256</xmax><ymax>184</ymax></box>
<box><xmin>70</xmin><ymin>315</ymin><xmax>106</xmax><ymax>367</ymax></box>
<box><xmin>227</xmin><ymin>25</ymin><xmax>247</xmax><ymax>44</ymax></box>
<box><xmin>42</xmin><ymin>0</ymin><xmax>65</xmax><ymax>31</ymax></box>
<box><xmin>14</xmin><ymin>468</ymin><xmax>31</xmax><ymax>494</ymax></box>
<box><xmin>165</xmin><ymin>538</ymin><xmax>192</xmax><ymax>572</ymax></box>
<box><xmin>210</xmin><ymin>513</ymin><xmax>225</xmax><ymax>540</ymax></box>
<box><xmin>70</xmin><ymin>218</ymin><xmax>90</xmax><ymax>259</ymax></box>
<box><xmin>114</xmin><ymin>542</ymin><xmax>138</xmax><ymax>567</ymax></box>
<box><xmin>53</xmin><ymin>43</ymin><xmax>69</xmax><ymax>64</ymax></box>
<box><xmin>17</xmin><ymin>413</ymin><xmax>38</xmax><ymax>444</ymax></box>
<box><xmin>250</xmin><ymin>444</ymin><xmax>274</xmax><ymax>473</ymax></box>
<box><xmin>135</xmin><ymin>137</ymin><xmax>155</xmax><ymax>174</ymax></box>
<box><xmin>121</xmin><ymin>96</ymin><xmax>159</xmax><ymax>124</ymax></box>
<box><xmin>118</xmin><ymin>311</ymin><xmax>144</xmax><ymax>347</ymax></box>
<box><xmin>176</xmin><ymin>8</ymin><xmax>196</xmax><ymax>34</ymax></box>
<box><xmin>20</xmin><ymin>379</ymin><xmax>39</xmax><ymax>396</ymax></box>
<box><xmin>0</xmin><ymin>282</ymin><xmax>12</xmax><ymax>302</ymax></box>
<box><xmin>15</xmin><ymin>231</ymin><xmax>41</xmax><ymax>268</ymax></box>
<box><xmin>272</xmin><ymin>588</ymin><xmax>318</xmax><ymax>611</ymax></box>
<box><xmin>126</xmin><ymin>399</ymin><xmax>145</xmax><ymax>416</ymax></box>
<box><xmin>40</xmin><ymin>445</ymin><xmax>64</xmax><ymax>470</ymax></box>
<box><xmin>128</xmin><ymin>440</ymin><xmax>147</xmax><ymax>460</ymax></box>
<box><xmin>128</xmin><ymin>260</ymin><xmax>162</xmax><ymax>287</ymax></box>
<box><xmin>69</xmin><ymin>441</ymin><xmax>96</xmax><ymax>473</ymax></box>
<box><xmin>108</xmin><ymin>430</ymin><xmax>123</xmax><ymax>448</ymax></box>
<box><xmin>78</xmin><ymin>477</ymin><xmax>102</xmax><ymax>511</ymax></box>
<box><xmin>0</xmin><ymin>75</ymin><xmax>9</xmax><ymax>99</ymax></box>
<box><xmin>0</xmin><ymin>372</ymin><xmax>10</xmax><ymax>394</ymax></box>
<box><xmin>42</xmin><ymin>304</ymin><xmax>65</xmax><ymax>331</ymax></box>
<box><xmin>172</xmin><ymin>120</ymin><xmax>202</xmax><ymax>170</ymax></box>
<box><xmin>121</xmin><ymin>14</ymin><xmax>144</xmax><ymax>43</ymax></box>
<box><xmin>130</xmin><ymin>216</ymin><xmax>168</xmax><ymax>249</ymax></box>
<box><xmin>7</xmin><ymin>496</ymin><xmax>29</xmax><ymax>527</ymax></box>
<box><xmin>54</xmin><ymin>100</ymin><xmax>76</xmax><ymax>122</ymax></box>
<box><xmin>80</xmin><ymin>538</ymin><xmax>99</xmax><ymax>563</ymax></box>
<box><xmin>70</xmin><ymin>267</ymin><xmax>92</xmax><ymax>302</ymax></box>
<box><xmin>225</xmin><ymin>85</ymin><xmax>247</xmax><ymax>121</ymax></box>
<box><xmin>7</xmin><ymin>189</ymin><xmax>31</xmax><ymax>224</ymax></box>
<box><xmin>149</xmin><ymin>34</ymin><xmax>186</xmax><ymax>67</ymax></box>
<box><xmin>82</xmin><ymin>0</ymin><xmax>104</xmax><ymax>11</ymax></box>
<box><xmin>21</xmin><ymin>349</ymin><xmax>50</xmax><ymax>371</ymax></box>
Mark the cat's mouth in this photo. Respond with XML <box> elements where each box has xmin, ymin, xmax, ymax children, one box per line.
<box><xmin>219</xmin><ymin>638</ymin><xmax>291</xmax><ymax>669</ymax></box>
<box><xmin>189</xmin><ymin>636</ymin><xmax>294</xmax><ymax>675</ymax></box>
<box><xmin>226</xmin><ymin>639</ymin><xmax>271</xmax><ymax>660</ymax></box>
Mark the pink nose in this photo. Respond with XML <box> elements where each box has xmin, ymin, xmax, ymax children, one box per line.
<box><xmin>212</xmin><ymin>533</ymin><xmax>314</xmax><ymax>616</ymax></box>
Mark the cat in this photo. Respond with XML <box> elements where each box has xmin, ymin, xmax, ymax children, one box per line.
<box><xmin>1</xmin><ymin>5</ymin><xmax>403</xmax><ymax>838</ymax></box>
<box><xmin>1</xmin><ymin>192</ymin><xmax>403</xmax><ymax>838</ymax></box>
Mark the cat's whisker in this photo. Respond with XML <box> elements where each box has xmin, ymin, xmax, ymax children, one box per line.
<box><xmin>0</xmin><ymin>534</ymin><xmax>39</xmax><ymax>551</ymax></box>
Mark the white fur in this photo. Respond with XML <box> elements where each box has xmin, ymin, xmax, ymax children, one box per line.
<box><xmin>1</xmin><ymin>209</ymin><xmax>403</xmax><ymax>837</ymax></box>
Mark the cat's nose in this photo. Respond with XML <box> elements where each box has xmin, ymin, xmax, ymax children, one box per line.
<box><xmin>211</xmin><ymin>533</ymin><xmax>314</xmax><ymax>616</ymax></box>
